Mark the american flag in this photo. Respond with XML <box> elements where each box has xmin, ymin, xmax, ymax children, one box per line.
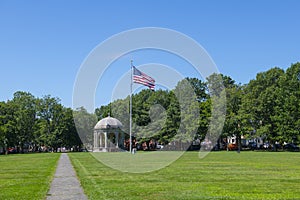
<box><xmin>133</xmin><ymin>66</ymin><xmax>155</xmax><ymax>90</ymax></box>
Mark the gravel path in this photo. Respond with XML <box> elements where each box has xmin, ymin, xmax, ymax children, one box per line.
<box><xmin>46</xmin><ymin>153</ymin><xmax>88</xmax><ymax>200</ymax></box>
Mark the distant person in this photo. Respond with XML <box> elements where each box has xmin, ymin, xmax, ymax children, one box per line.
<box><xmin>132</xmin><ymin>139</ymin><xmax>137</xmax><ymax>154</ymax></box>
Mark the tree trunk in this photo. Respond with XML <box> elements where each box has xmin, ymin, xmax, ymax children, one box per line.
<box><xmin>237</xmin><ymin>135</ymin><xmax>241</xmax><ymax>153</ymax></box>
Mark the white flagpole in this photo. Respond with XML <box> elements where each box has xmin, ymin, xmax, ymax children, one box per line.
<box><xmin>129</xmin><ymin>60</ymin><xmax>133</xmax><ymax>153</ymax></box>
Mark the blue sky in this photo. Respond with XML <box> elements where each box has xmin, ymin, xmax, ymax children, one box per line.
<box><xmin>1</xmin><ymin>0</ymin><xmax>300</xmax><ymax>110</ymax></box>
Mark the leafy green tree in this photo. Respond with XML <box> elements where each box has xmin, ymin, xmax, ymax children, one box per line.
<box><xmin>8</xmin><ymin>92</ymin><xmax>37</xmax><ymax>152</ymax></box>
<box><xmin>279</xmin><ymin>63</ymin><xmax>300</xmax><ymax>144</ymax></box>
<box><xmin>111</xmin><ymin>97</ymin><xmax>130</xmax><ymax>134</ymax></box>
<box><xmin>158</xmin><ymin>91</ymin><xmax>180</xmax><ymax>144</ymax></box>
<box><xmin>186</xmin><ymin>78</ymin><xmax>211</xmax><ymax>142</ymax></box>
<box><xmin>0</xmin><ymin>100</ymin><xmax>19</xmax><ymax>149</ymax></box>
<box><xmin>239</xmin><ymin>68</ymin><xmax>285</xmax><ymax>149</ymax></box>
<box><xmin>133</xmin><ymin>89</ymin><xmax>169</xmax><ymax>141</ymax></box>
<box><xmin>224</xmin><ymin>82</ymin><xmax>243</xmax><ymax>151</ymax></box>
<box><xmin>186</xmin><ymin>77</ymin><xmax>208</xmax><ymax>102</ymax></box>
<box><xmin>73</xmin><ymin>107</ymin><xmax>97</xmax><ymax>150</ymax></box>
<box><xmin>0</xmin><ymin>101</ymin><xmax>9</xmax><ymax>153</ymax></box>
<box><xmin>35</xmin><ymin>95</ymin><xmax>64</xmax><ymax>149</ymax></box>
<box><xmin>205</xmin><ymin>73</ymin><xmax>226</xmax><ymax>150</ymax></box>
<box><xmin>95</xmin><ymin>104</ymin><xmax>111</xmax><ymax>120</ymax></box>
<box><xmin>58</xmin><ymin>108</ymin><xmax>82</xmax><ymax>149</ymax></box>
<box><xmin>173</xmin><ymin>79</ymin><xmax>200</xmax><ymax>145</ymax></box>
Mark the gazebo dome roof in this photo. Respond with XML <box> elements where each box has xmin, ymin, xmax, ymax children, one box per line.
<box><xmin>94</xmin><ymin>116</ymin><xmax>123</xmax><ymax>130</ymax></box>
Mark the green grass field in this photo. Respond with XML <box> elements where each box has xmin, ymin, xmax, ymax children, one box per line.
<box><xmin>69</xmin><ymin>151</ymin><xmax>300</xmax><ymax>200</ymax></box>
<box><xmin>0</xmin><ymin>152</ymin><xmax>299</xmax><ymax>199</ymax></box>
<box><xmin>0</xmin><ymin>153</ymin><xmax>60</xmax><ymax>200</ymax></box>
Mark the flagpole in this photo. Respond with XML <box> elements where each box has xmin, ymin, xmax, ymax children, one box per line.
<box><xmin>129</xmin><ymin>60</ymin><xmax>133</xmax><ymax>153</ymax></box>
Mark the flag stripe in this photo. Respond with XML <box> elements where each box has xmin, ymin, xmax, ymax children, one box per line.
<box><xmin>133</xmin><ymin>66</ymin><xmax>155</xmax><ymax>90</ymax></box>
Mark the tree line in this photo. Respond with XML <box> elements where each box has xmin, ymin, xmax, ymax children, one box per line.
<box><xmin>0</xmin><ymin>93</ymin><xmax>83</xmax><ymax>153</ymax></box>
<box><xmin>96</xmin><ymin>62</ymin><xmax>300</xmax><ymax>150</ymax></box>
<box><xmin>1</xmin><ymin>62</ymin><xmax>299</xmax><ymax>153</ymax></box>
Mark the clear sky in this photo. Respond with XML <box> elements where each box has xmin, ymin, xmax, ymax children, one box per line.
<box><xmin>1</xmin><ymin>0</ymin><xmax>299</xmax><ymax>110</ymax></box>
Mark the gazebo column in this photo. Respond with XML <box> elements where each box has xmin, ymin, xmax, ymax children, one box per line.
<box><xmin>97</xmin><ymin>132</ymin><xmax>100</xmax><ymax>148</ymax></box>
<box><xmin>93</xmin><ymin>131</ymin><xmax>96</xmax><ymax>148</ymax></box>
<box><xmin>99</xmin><ymin>133</ymin><xmax>103</xmax><ymax>148</ymax></box>
<box><xmin>115</xmin><ymin>131</ymin><xmax>119</xmax><ymax>148</ymax></box>
<box><xmin>94</xmin><ymin>131</ymin><xmax>98</xmax><ymax>148</ymax></box>
<box><xmin>96</xmin><ymin>132</ymin><xmax>99</xmax><ymax>148</ymax></box>
<box><xmin>104</xmin><ymin>132</ymin><xmax>108</xmax><ymax>149</ymax></box>
<box><xmin>98</xmin><ymin>132</ymin><xmax>100</xmax><ymax>149</ymax></box>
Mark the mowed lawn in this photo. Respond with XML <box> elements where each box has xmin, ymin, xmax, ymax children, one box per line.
<box><xmin>0</xmin><ymin>153</ymin><xmax>60</xmax><ymax>200</ymax></box>
<box><xmin>69</xmin><ymin>151</ymin><xmax>300</xmax><ymax>200</ymax></box>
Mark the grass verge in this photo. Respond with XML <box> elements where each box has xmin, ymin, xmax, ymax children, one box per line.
<box><xmin>69</xmin><ymin>151</ymin><xmax>300</xmax><ymax>200</ymax></box>
<box><xmin>0</xmin><ymin>153</ymin><xmax>60</xmax><ymax>200</ymax></box>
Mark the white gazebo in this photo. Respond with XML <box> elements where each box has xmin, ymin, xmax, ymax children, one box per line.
<box><xmin>93</xmin><ymin>116</ymin><xmax>124</xmax><ymax>152</ymax></box>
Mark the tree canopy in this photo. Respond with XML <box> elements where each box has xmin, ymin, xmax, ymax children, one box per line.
<box><xmin>0</xmin><ymin>93</ymin><xmax>83</xmax><ymax>153</ymax></box>
<box><xmin>1</xmin><ymin>62</ymin><xmax>300</xmax><ymax>153</ymax></box>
